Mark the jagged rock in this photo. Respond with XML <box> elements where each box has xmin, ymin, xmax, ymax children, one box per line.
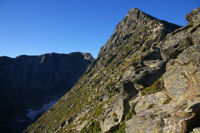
<box><xmin>98</xmin><ymin>8</ymin><xmax>179</xmax><ymax>58</ymax></box>
<box><xmin>60</xmin><ymin>121</ymin><xmax>66</xmax><ymax>128</ymax></box>
<box><xmin>76</xmin><ymin>120</ymin><xmax>88</xmax><ymax>132</ymax></box>
<box><xmin>25</xmin><ymin>7</ymin><xmax>200</xmax><ymax>133</ymax></box>
<box><xmin>100</xmin><ymin>101</ymin><xmax>122</xmax><ymax>132</ymax></box>
<box><xmin>164</xmin><ymin>45</ymin><xmax>200</xmax><ymax>100</ymax></box>
<box><xmin>161</xmin><ymin>7</ymin><xmax>200</xmax><ymax>60</ymax></box>
<box><xmin>122</xmin><ymin>80</ymin><xmax>138</xmax><ymax>97</ymax></box>
<box><xmin>125</xmin><ymin>7</ymin><xmax>200</xmax><ymax>133</ymax></box>
<box><xmin>143</xmin><ymin>60</ymin><xmax>165</xmax><ymax>69</ymax></box>
<box><xmin>160</xmin><ymin>26</ymin><xmax>193</xmax><ymax>60</ymax></box>
<box><xmin>126</xmin><ymin>98</ymin><xmax>200</xmax><ymax>133</ymax></box>
<box><xmin>191</xmin><ymin>128</ymin><xmax>200</xmax><ymax>133</ymax></box>
<box><xmin>185</xmin><ymin>7</ymin><xmax>200</xmax><ymax>25</ymax></box>
<box><xmin>133</xmin><ymin>83</ymin><xmax>144</xmax><ymax>90</ymax></box>
<box><xmin>142</xmin><ymin>47</ymin><xmax>162</xmax><ymax>61</ymax></box>
<box><xmin>67</xmin><ymin>116</ymin><xmax>75</xmax><ymax>124</ymax></box>
<box><xmin>131</xmin><ymin>66</ymin><xmax>165</xmax><ymax>87</ymax></box>
<box><xmin>132</xmin><ymin>91</ymin><xmax>168</xmax><ymax>114</ymax></box>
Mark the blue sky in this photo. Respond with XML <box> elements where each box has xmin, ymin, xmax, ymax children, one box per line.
<box><xmin>0</xmin><ymin>0</ymin><xmax>199</xmax><ymax>58</ymax></box>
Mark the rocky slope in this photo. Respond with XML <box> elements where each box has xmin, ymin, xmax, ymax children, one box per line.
<box><xmin>26</xmin><ymin>7</ymin><xmax>200</xmax><ymax>133</ymax></box>
<box><xmin>0</xmin><ymin>52</ymin><xmax>94</xmax><ymax>133</ymax></box>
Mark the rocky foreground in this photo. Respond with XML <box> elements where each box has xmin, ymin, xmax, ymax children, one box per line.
<box><xmin>0</xmin><ymin>52</ymin><xmax>94</xmax><ymax>133</ymax></box>
<box><xmin>26</xmin><ymin>7</ymin><xmax>200</xmax><ymax>133</ymax></box>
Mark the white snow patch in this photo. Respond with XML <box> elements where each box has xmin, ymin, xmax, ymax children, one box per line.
<box><xmin>18</xmin><ymin>119</ymin><xmax>26</xmax><ymax>123</ymax></box>
<box><xmin>27</xmin><ymin>99</ymin><xmax>58</xmax><ymax>120</ymax></box>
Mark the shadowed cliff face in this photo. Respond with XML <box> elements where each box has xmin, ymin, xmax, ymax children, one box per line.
<box><xmin>0</xmin><ymin>52</ymin><xmax>94</xmax><ymax>133</ymax></box>
<box><xmin>26</xmin><ymin>7</ymin><xmax>200</xmax><ymax>133</ymax></box>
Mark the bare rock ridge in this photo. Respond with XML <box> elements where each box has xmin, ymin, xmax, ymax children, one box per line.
<box><xmin>0</xmin><ymin>52</ymin><xmax>94</xmax><ymax>133</ymax></box>
<box><xmin>26</xmin><ymin>7</ymin><xmax>200</xmax><ymax>133</ymax></box>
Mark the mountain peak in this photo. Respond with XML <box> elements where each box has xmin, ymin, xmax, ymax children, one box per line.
<box><xmin>26</xmin><ymin>7</ymin><xmax>200</xmax><ymax>133</ymax></box>
<box><xmin>127</xmin><ymin>8</ymin><xmax>144</xmax><ymax>17</ymax></box>
<box><xmin>126</xmin><ymin>8</ymin><xmax>155</xmax><ymax>20</ymax></box>
<box><xmin>113</xmin><ymin>8</ymin><xmax>160</xmax><ymax>34</ymax></box>
<box><xmin>127</xmin><ymin>8</ymin><xmax>141</xmax><ymax>14</ymax></box>
<box><xmin>99</xmin><ymin>8</ymin><xmax>179</xmax><ymax>57</ymax></box>
<box><xmin>185</xmin><ymin>7</ymin><xmax>200</xmax><ymax>24</ymax></box>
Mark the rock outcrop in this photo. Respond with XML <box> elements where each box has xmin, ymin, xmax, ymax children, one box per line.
<box><xmin>0</xmin><ymin>52</ymin><xmax>94</xmax><ymax>133</ymax></box>
<box><xmin>25</xmin><ymin>7</ymin><xmax>200</xmax><ymax>133</ymax></box>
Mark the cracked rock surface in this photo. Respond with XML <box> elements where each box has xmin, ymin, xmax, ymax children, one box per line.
<box><xmin>26</xmin><ymin>7</ymin><xmax>200</xmax><ymax>133</ymax></box>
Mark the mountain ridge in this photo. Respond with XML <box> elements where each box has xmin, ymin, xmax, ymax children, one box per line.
<box><xmin>26</xmin><ymin>7</ymin><xmax>200</xmax><ymax>133</ymax></box>
<box><xmin>0</xmin><ymin>52</ymin><xmax>94</xmax><ymax>133</ymax></box>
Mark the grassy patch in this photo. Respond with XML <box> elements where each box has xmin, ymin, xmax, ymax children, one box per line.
<box><xmin>114</xmin><ymin>122</ymin><xmax>126</xmax><ymax>133</ymax></box>
<box><xmin>147</xmin><ymin>104</ymin><xmax>155</xmax><ymax>109</ymax></box>
<box><xmin>94</xmin><ymin>104</ymin><xmax>104</xmax><ymax>117</ymax></box>
<box><xmin>125</xmin><ymin>111</ymin><xmax>132</xmax><ymax>121</ymax></box>
<box><xmin>141</xmin><ymin>77</ymin><xmax>164</xmax><ymax>95</ymax></box>
<box><xmin>162</xmin><ymin>99</ymin><xmax>171</xmax><ymax>105</ymax></box>
<box><xmin>113</xmin><ymin>112</ymin><xmax>118</xmax><ymax>117</ymax></box>
<box><xmin>114</xmin><ymin>128</ymin><xmax>126</xmax><ymax>133</ymax></box>
<box><xmin>107</xmin><ymin>78</ymin><xmax>115</xmax><ymax>89</ymax></box>
<box><xmin>80</xmin><ymin>121</ymin><xmax>101</xmax><ymax>133</ymax></box>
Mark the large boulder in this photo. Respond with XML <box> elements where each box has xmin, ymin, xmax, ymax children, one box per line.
<box><xmin>164</xmin><ymin>45</ymin><xmax>200</xmax><ymax>100</ymax></box>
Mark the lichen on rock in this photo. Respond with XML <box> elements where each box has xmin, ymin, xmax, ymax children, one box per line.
<box><xmin>25</xmin><ymin>7</ymin><xmax>200</xmax><ymax>133</ymax></box>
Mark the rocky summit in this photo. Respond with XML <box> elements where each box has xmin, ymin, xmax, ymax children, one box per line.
<box><xmin>0</xmin><ymin>52</ymin><xmax>94</xmax><ymax>133</ymax></box>
<box><xmin>25</xmin><ymin>7</ymin><xmax>200</xmax><ymax>133</ymax></box>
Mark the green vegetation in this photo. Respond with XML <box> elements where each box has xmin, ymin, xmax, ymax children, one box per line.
<box><xmin>113</xmin><ymin>112</ymin><xmax>118</xmax><ymax>117</ymax></box>
<box><xmin>113</xmin><ymin>110</ymin><xmax>132</xmax><ymax>133</ymax></box>
<box><xmin>162</xmin><ymin>99</ymin><xmax>171</xmax><ymax>104</ymax></box>
<box><xmin>107</xmin><ymin>78</ymin><xmax>115</xmax><ymax>90</ymax></box>
<box><xmin>114</xmin><ymin>122</ymin><xmax>126</xmax><ymax>133</ymax></box>
<box><xmin>94</xmin><ymin>104</ymin><xmax>104</xmax><ymax>117</ymax></box>
<box><xmin>80</xmin><ymin>121</ymin><xmax>101</xmax><ymax>133</ymax></box>
<box><xmin>125</xmin><ymin>110</ymin><xmax>132</xmax><ymax>121</ymax></box>
<box><xmin>141</xmin><ymin>76</ymin><xmax>164</xmax><ymax>95</ymax></box>
<box><xmin>147</xmin><ymin>104</ymin><xmax>155</xmax><ymax>109</ymax></box>
<box><xmin>114</xmin><ymin>128</ymin><xmax>126</xmax><ymax>133</ymax></box>
<box><xmin>25</xmin><ymin>13</ymin><xmax>168</xmax><ymax>133</ymax></box>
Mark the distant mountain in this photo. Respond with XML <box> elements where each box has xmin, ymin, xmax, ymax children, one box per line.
<box><xmin>0</xmin><ymin>52</ymin><xmax>94</xmax><ymax>133</ymax></box>
<box><xmin>26</xmin><ymin>7</ymin><xmax>200</xmax><ymax>133</ymax></box>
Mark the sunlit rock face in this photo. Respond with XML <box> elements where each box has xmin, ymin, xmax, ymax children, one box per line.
<box><xmin>0</xmin><ymin>52</ymin><xmax>94</xmax><ymax>133</ymax></box>
<box><xmin>26</xmin><ymin>7</ymin><xmax>200</xmax><ymax>133</ymax></box>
